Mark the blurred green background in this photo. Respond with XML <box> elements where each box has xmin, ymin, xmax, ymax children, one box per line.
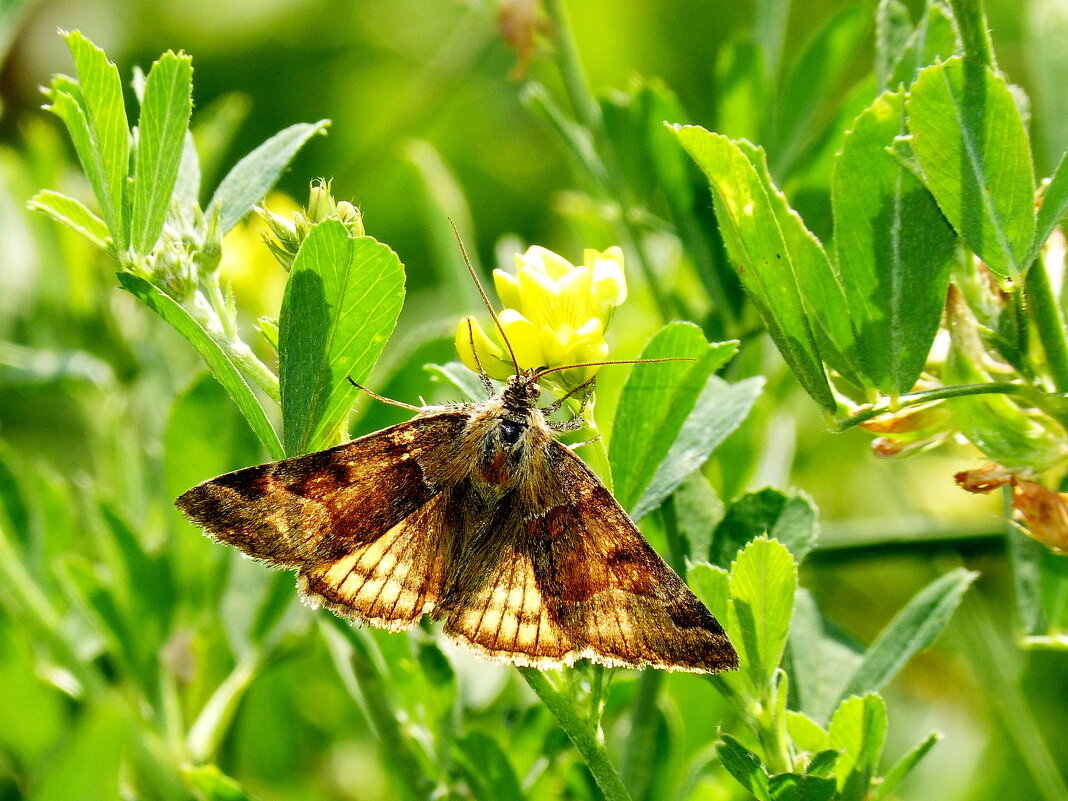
<box><xmin>0</xmin><ymin>1</ymin><xmax>1066</xmax><ymax>799</ymax></box>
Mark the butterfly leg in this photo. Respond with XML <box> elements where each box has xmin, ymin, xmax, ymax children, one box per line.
<box><xmin>546</xmin><ymin>378</ymin><xmax>596</xmax><ymax>432</ymax></box>
<box><xmin>542</xmin><ymin>376</ymin><xmax>596</xmax><ymax>416</ymax></box>
<box><xmin>346</xmin><ymin>377</ymin><xmax>421</xmax><ymax>411</ymax></box>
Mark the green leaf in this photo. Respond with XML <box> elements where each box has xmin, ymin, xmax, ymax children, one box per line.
<box><xmin>521</xmin><ymin>82</ymin><xmax>609</xmax><ymax>187</ymax></box>
<box><xmin>279</xmin><ymin>220</ymin><xmax>405</xmax><ymax>456</ymax></box>
<box><xmin>885</xmin><ymin>1</ymin><xmax>960</xmax><ymax>90</ymax></box>
<box><xmin>130</xmin><ymin>50</ymin><xmax>193</xmax><ymax>255</ymax></box>
<box><xmin>839</xmin><ymin>568</ymin><xmax>976</xmax><ymax>701</ymax></box>
<box><xmin>633</xmin><ymin>375</ymin><xmax>762</xmax><ymax>520</ymax></box>
<box><xmin>671</xmin><ymin>126</ymin><xmax>836</xmax><ymax>411</ymax></box>
<box><xmin>712</xmin><ymin>488</ymin><xmax>819</xmax><ymax>569</ymax></box>
<box><xmin>737</xmin><ymin>141</ymin><xmax>863</xmax><ymax>389</ymax></box>
<box><xmin>56</xmin><ymin>555</ymin><xmax>137</xmax><ymax>669</ymax></box>
<box><xmin>425</xmin><ymin>360</ymin><xmax>493</xmax><ymax>403</ymax></box>
<box><xmin>117</xmin><ymin>272</ymin><xmax>284</xmax><ymax>459</ymax></box>
<box><xmin>29</xmin><ymin>700</ymin><xmax>129</xmax><ymax>801</ymax></box>
<box><xmin>768</xmin><ymin>771</ymin><xmax>837</xmax><ymax>801</ymax></box>
<box><xmin>455</xmin><ymin>731</ymin><xmax>526</xmax><ymax>801</ymax></box>
<box><xmin>58</xmin><ymin>31</ymin><xmax>130</xmax><ymax>249</ymax></box>
<box><xmin>402</xmin><ymin>139</ymin><xmax>485</xmax><ymax>313</ymax></box>
<box><xmin>1031</xmin><ymin>147</ymin><xmax>1068</xmax><ymax>267</ymax></box>
<box><xmin>906</xmin><ymin>57</ymin><xmax>1036</xmax><ymax>280</ymax></box>
<box><xmin>829</xmin><ymin>693</ymin><xmax>887</xmax><ymax>801</ymax></box>
<box><xmin>786</xmin><ymin>710</ymin><xmax>831</xmax><ymax>754</ymax></box>
<box><xmin>806</xmin><ymin>749</ymin><xmax>839</xmax><ymax>778</ymax></box>
<box><xmin>875</xmin><ymin>0</ymin><xmax>913</xmax><ymax>92</ymax></box>
<box><xmin>870</xmin><ymin>730</ymin><xmax>941</xmax><ymax>800</ymax></box>
<box><xmin>182</xmin><ymin>764</ymin><xmax>256</xmax><ymax>801</ymax></box>
<box><xmin>209</xmin><ymin>119</ymin><xmax>330</xmax><ymax>233</ymax></box>
<box><xmin>174</xmin><ymin>131</ymin><xmax>201</xmax><ymax>207</ymax></box>
<box><xmin>27</xmin><ymin>190</ymin><xmax>111</xmax><ymax>251</ymax></box>
<box><xmin>788</xmin><ymin>589</ymin><xmax>864</xmax><ymax>723</ymax></box>
<box><xmin>672</xmin><ymin>471</ymin><xmax>724</xmax><ymax>564</ymax></box>
<box><xmin>713</xmin><ymin>37</ymin><xmax>768</xmax><ymax>144</ymax></box>
<box><xmin>608</xmin><ymin>322</ymin><xmax>737</xmax><ymax>514</ymax></box>
<box><xmin>729</xmin><ymin>536</ymin><xmax>797</xmax><ymax>695</ymax></box>
<box><xmin>688</xmin><ymin>561</ymin><xmax>730</xmax><ymax>624</ymax></box>
<box><xmin>770</xmin><ymin>3</ymin><xmax>870</xmax><ymax>175</ymax></box>
<box><xmin>832</xmin><ymin>89</ymin><xmax>957</xmax><ymax>396</ymax></box>
<box><xmin>98</xmin><ymin>503</ymin><xmax>173</xmax><ymax>649</ymax></box>
<box><xmin>717</xmin><ymin>734</ymin><xmax>771</xmax><ymax>801</ymax></box>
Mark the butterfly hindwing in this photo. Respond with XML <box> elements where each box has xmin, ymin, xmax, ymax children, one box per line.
<box><xmin>439</xmin><ymin>443</ymin><xmax>737</xmax><ymax>672</ymax></box>
<box><xmin>534</xmin><ymin>444</ymin><xmax>737</xmax><ymax>672</ymax></box>
<box><xmin>442</xmin><ymin>520</ymin><xmax>579</xmax><ymax>666</ymax></box>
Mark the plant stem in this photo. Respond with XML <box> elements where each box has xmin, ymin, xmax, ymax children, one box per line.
<box><xmin>833</xmin><ymin>382</ymin><xmax>1042</xmax><ymax>432</ymax></box>
<box><xmin>323</xmin><ymin>618</ymin><xmax>435</xmax><ymax>801</ymax></box>
<box><xmin>947</xmin><ymin>0</ymin><xmax>995</xmax><ymax>67</ymax></box>
<box><xmin>543</xmin><ymin>0</ymin><xmax>599</xmax><ymax>130</ymax></box>
<box><xmin>520</xmin><ymin>668</ymin><xmax>633</xmax><ymax>801</ymax></box>
<box><xmin>959</xmin><ymin>597</ymin><xmax>1068</xmax><ymax>801</ymax></box>
<box><xmin>1025</xmin><ymin>254</ymin><xmax>1068</xmax><ymax>394</ymax></box>
<box><xmin>186</xmin><ymin>647</ymin><xmax>263</xmax><ymax>763</ymax></box>
<box><xmin>542</xmin><ymin>0</ymin><xmax>674</xmax><ymax>324</ymax></box>
<box><xmin>620</xmin><ymin>670</ymin><xmax>663</xmax><ymax>799</ymax></box>
<box><xmin>0</xmin><ymin>521</ymin><xmax>104</xmax><ymax>698</ymax></box>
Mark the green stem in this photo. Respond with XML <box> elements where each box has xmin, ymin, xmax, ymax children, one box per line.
<box><xmin>620</xmin><ymin>670</ymin><xmax>663</xmax><ymax>799</ymax></box>
<box><xmin>186</xmin><ymin>647</ymin><xmax>263</xmax><ymax>763</ymax></box>
<box><xmin>946</xmin><ymin>0</ymin><xmax>995</xmax><ymax>67</ymax></box>
<box><xmin>581</xmin><ymin>400</ymin><xmax>614</xmax><ymax>491</ymax></box>
<box><xmin>0</xmin><ymin>521</ymin><xmax>104</xmax><ymax>698</ymax></box>
<box><xmin>1025</xmin><ymin>254</ymin><xmax>1068</xmax><ymax>394</ymax></box>
<box><xmin>542</xmin><ymin>0</ymin><xmax>674</xmax><ymax>324</ymax></box>
<box><xmin>833</xmin><ymin>382</ymin><xmax>1047</xmax><ymax>432</ymax></box>
<box><xmin>323</xmin><ymin>618</ymin><xmax>434</xmax><ymax>801</ymax></box>
<box><xmin>543</xmin><ymin>0</ymin><xmax>600</xmax><ymax>130</ymax></box>
<box><xmin>959</xmin><ymin>598</ymin><xmax>1068</xmax><ymax>801</ymax></box>
<box><xmin>520</xmin><ymin>669</ymin><xmax>633</xmax><ymax>801</ymax></box>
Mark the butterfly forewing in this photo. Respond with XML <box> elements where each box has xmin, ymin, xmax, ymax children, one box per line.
<box><xmin>175</xmin><ymin>410</ymin><xmax>468</xmax><ymax>568</ymax></box>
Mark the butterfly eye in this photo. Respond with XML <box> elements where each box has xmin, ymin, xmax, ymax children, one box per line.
<box><xmin>499</xmin><ymin>419</ymin><xmax>524</xmax><ymax>445</ymax></box>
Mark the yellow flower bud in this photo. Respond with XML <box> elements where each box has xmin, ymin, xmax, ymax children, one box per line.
<box><xmin>455</xmin><ymin>315</ymin><xmax>512</xmax><ymax>380</ymax></box>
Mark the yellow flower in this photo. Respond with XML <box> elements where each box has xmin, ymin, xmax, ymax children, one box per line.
<box><xmin>455</xmin><ymin>245</ymin><xmax>627</xmax><ymax>388</ymax></box>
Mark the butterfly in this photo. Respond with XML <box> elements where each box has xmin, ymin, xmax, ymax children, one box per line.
<box><xmin>176</xmin><ymin>240</ymin><xmax>737</xmax><ymax>674</ymax></box>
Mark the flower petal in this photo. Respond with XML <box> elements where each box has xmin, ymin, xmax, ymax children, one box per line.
<box><xmin>517</xmin><ymin>245</ymin><xmax>575</xmax><ymax>280</ymax></box>
<box><xmin>455</xmin><ymin>315</ymin><xmax>513</xmax><ymax>380</ymax></box>
<box><xmin>587</xmin><ymin>245</ymin><xmax>628</xmax><ymax>307</ymax></box>
<box><xmin>493</xmin><ymin>269</ymin><xmax>523</xmax><ymax>312</ymax></box>
<box><xmin>499</xmin><ymin>309</ymin><xmax>545</xmax><ymax>370</ymax></box>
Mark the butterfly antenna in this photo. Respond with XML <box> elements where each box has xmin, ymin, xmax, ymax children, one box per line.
<box><xmin>534</xmin><ymin>356</ymin><xmax>696</xmax><ymax>381</ymax></box>
<box><xmin>448</xmin><ymin>217</ymin><xmax>521</xmax><ymax>375</ymax></box>
<box><xmin>346</xmin><ymin>377</ymin><xmax>421</xmax><ymax>411</ymax></box>
<box><xmin>466</xmin><ymin>317</ymin><xmax>495</xmax><ymax>397</ymax></box>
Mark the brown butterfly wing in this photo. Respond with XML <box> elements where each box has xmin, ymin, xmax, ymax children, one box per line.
<box><xmin>176</xmin><ymin>410</ymin><xmax>469</xmax><ymax>629</ymax></box>
<box><xmin>440</xmin><ymin>492</ymin><xmax>580</xmax><ymax>666</ymax></box>
<box><xmin>443</xmin><ymin>442</ymin><xmax>737</xmax><ymax>673</ymax></box>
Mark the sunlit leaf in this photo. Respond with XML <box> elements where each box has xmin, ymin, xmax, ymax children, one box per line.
<box><xmin>729</xmin><ymin>536</ymin><xmax>797</xmax><ymax>695</ymax></box>
<box><xmin>209</xmin><ymin>119</ymin><xmax>330</xmax><ymax>232</ymax></box>
<box><xmin>609</xmin><ymin>322</ymin><xmax>737</xmax><ymax>513</ymax></box>
<box><xmin>833</xmin><ymin>89</ymin><xmax>956</xmax><ymax>396</ymax></box>
<box><xmin>279</xmin><ymin>220</ymin><xmax>405</xmax><ymax>455</ymax></box>
<box><xmin>906</xmin><ymin>57</ymin><xmax>1036</xmax><ymax>280</ymax></box>
<box><xmin>118</xmin><ymin>272</ymin><xmax>283</xmax><ymax>459</ymax></box>
<box><xmin>130</xmin><ymin>50</ymin><xmax>193</xmax><ymax>255</ymax></box>
<box><xmin>671</xmin><ymin>126</ymin><xmax>836</xmax><ymax>411</ymax></box>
